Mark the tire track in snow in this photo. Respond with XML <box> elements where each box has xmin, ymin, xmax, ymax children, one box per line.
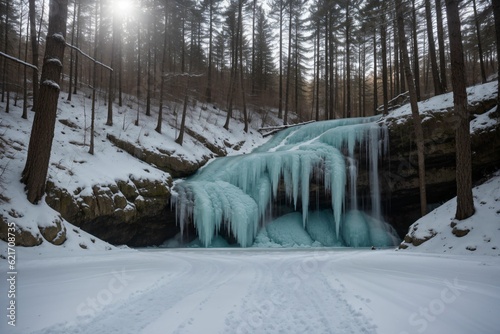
<box><xmin>27</xmin><ymin>253</ymin><xmax>207</xmax><ymax>334</ymax></box>
<box><xmin>223</xmin><ymin>251</ymin><xmax>377</xmax><ymax>334</ymax></box>
<box><xmin>27</xmin><ymin>250</ymin><xmax>376</xmax><ymax>334</ymax></box>
<box><xmin>29</xmin><ymin>251</ymin><xmax>255</xmax><ymax>334</ymax></box>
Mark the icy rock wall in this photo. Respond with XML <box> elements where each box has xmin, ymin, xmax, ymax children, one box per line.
<box><xmin>174</xmin><ymin>116</ymin><xmax>394</xmax><ymax>247</ymax></box>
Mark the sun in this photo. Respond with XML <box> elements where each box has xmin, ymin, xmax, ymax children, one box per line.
<box><xmin>112</xmin><ymin>0</ymin><xmax>135</xmax><ymax>18</ymax></box>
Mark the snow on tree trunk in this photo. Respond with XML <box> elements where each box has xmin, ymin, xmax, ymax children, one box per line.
<box><xmin>22</xmin><ymin>0</ymin><xmax>68</xmax><ymax>204</ymax></box>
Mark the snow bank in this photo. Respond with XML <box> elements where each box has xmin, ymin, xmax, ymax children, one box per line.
<box><xmin>399</xmin><ymin>172</ymin><xmax>500</xmax><ymax>256</ymax></box>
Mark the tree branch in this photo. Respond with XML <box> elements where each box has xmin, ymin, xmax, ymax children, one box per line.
<box><xmin>0</xmin><ymin>51</ymin><xmax>38</xmax><ymax>71</ymax></box>
<box><xmin>65</xmin><ymin>43</ymin><xmax>113</xmax><ymax>72</ymax></box>
<box><xmin>258</xmin><ymin>120</ymin><xmax>316</xmax><ymax>137</ymax></box>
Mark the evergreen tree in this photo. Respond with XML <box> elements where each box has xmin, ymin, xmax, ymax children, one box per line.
<box><xmin>253</xmin><ymin>4</ymin><xmax>274</xmax><ymax>96</ymax></box>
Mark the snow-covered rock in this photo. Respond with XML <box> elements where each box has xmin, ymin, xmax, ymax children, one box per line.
<box><xmin>399</xmin><ymin>172</ymin><xmax>500</xmax><ymax>256</ymax></box>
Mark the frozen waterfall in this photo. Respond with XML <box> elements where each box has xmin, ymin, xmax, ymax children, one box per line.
<box><xmin>173</xmin><ymin>116</ymin><xmax>400</xmax><ymax>247</ymax></box>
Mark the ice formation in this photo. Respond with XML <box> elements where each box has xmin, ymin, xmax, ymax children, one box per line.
<box><xmin>174</xmin><ymin>116</ymin><xmax>400</xmax><ymax>247</ymax></box>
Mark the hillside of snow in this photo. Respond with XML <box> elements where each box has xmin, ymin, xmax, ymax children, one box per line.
<box><xmin>382</xmin><ymin>81</ymin><xmax>498</xmax><ymax>133</ymax></box>
<box><xmin>0</xmin><ymin>89</ymin><xmax>284</xmax><ymax>255</ymax></box>
<box><xmin>398</xmin><ymin>172</ymin><xmax>500</xmax><ymax>256</ymax></box>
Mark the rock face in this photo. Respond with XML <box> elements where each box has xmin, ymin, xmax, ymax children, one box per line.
<box><xmin>107</xmin><ymin>133</ymin><xmax>212</xmax><ymax>178</ymax></box>
<box><xmin>0</xmin><ymin>210</ymin><xmax>67</xmax><ymax>247</ymax></box>
<box><xmin>39</xmin><ymin>216</ymin><xmax>67</xmax><ymax>245</ymax></box>
<box><xmin>45</xmin><ymin>175</ymin><xmax>177</xmax><ymax>247</ymax></box>
<box><xmin>41</xmin><ymin>124</ymin><xmax>240</xmax><ymax>247</ymax></box>
<box><xmin>0</xmin><ymin>215</ymin><xmax>43</xmax><ymax>247</ymax></box>
<box><xmin>381</xmin><ymin>98</ymin><xmax>500</xmax><ymax>236</ymax></box>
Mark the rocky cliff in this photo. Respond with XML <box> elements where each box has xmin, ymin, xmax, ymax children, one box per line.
<box><xmin>381</xmin><ymin>91</ymin><xmax>499</xmax><ymax>235</ymax></box>
<box><xmin>42</xmin><ymin>128</ymin><xmax>239</xmax><ymax>247</ymax></box>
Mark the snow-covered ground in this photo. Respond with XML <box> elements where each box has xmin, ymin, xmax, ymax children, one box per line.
<box><xmin>1</xmin><ymin>247</ymin><xmax>499</xmax><ymax>334</ymax></box>
<box><xmin>4</xmin><ymin>176</ymin><xmax>500</xmax><ymax>333</ymax></box>
<box><xmin>399</xmin><ymin>172</ymin><xmax>500</xmax><ymax>256</ymax></box>
<box><xmin>383</xmin><ymin>81</ymin><xmax>498</xmax><ymax>131</ymax></box>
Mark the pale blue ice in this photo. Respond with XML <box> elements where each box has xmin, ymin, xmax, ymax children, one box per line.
<box><xmin>174</xmin><ymin>117</ymin><xmax>400</xmax><ymax>247</ymax></box>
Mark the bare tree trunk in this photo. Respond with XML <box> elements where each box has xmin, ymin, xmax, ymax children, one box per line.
<box><xmin>73</xmin><ymin>0</ymin><xmax>81</xmax><ymax>95</ymax></box>
<box><xmin>16</xmin><ymin>2</ymin><xmax>23</xmax><ymax>108</ymax></box>
<box><xmin>118</xmin><ymin>20</ymin><xmax>122</xmax><ymax>107</ymax></box>
<box><xmin>396</xmin><ymin>0</ymin><xmax>427</xmax><ymax>216</ymax></box>
<box><xmin>284</xmin><ymin>1</ymin><xmax>293</xmax><ymax>126</ymax></box>
<box><xmin>135</xmin><ymin>23</ymin><xmax>141</xmax><ymax>126</ymax></box>
<box><xmin>89</xmin><ymin>1</ymin><xmax>99</xmax><ymax>155</ymax></box>
<box><xmin>67</xmin><ymin>0</ymin><xmax>77</xmax><ymax>101</ymax></box>
<box><xmin>251</xmin><ymin>0</ymin><xmax>256</xmax><ymax>95</ymax></box>
<box><xmin>345</xmin><ymin>1</ymin><xmax>351</xmax><ymax>118</ymax></box>
<box><xmin>324</xmin><ymin>16</ymin><xmax>329</xmax><ymax>120</ymax></box>
<box><xmin>224</xmin><ymin>4</ymin><xmax>239</xmax><ymax>131</ymax></box>
<box><xmin>278</xmin><ymin>1</ymin><xmax>283</xmax><ymax>119</ymax></box>
<box><xmin>28</xmin><ymin>0</ymin><xmax>39</xmax><ymax>111</ymax></box>
<box><xmin>328</xmin><ymin>18</ymin><xmax>334</xmax><ymax>119</ymax></box>
<box><xmin>472</xmin><ymin>0</ymin><xmax>486</xmax><ymax>84</ymax></box>
<box><xmin>2</xmin><ymin>0</ymin><xmax>10</xmax><ymax>104</ymax></box>
<box><xmin>37</xmin><ymin>0</ymin><xmax>46</xmax><ymax>46</ymax></box>
<box><xmin>106</xmin><ymin>10</ymin><xmax>116</xmax><ymax>126</ymax></box>
<box><xmin>445</xmin><ymin>0</ymin><xmax>475</xmax><ymax>220</ymax></box>
<box><xmin>411</xmin><ymin>0</ymin><xmax>421</xmax><ymax>100</ymax></box>
<box><xmin>381</xmin><ymin>19</ymin><xmax>389</xmax><ymax>115</ymax></box>
<box><xmin>394</xmin><ymin>16</ymin><xmax>400</xmax><ymax>97</ymax></box>
<box><xmin>493</xmin><ymin>0</ymin><xmax>500</xmax><ymax>102</ymax></box>
<box><xmin>146</xmin><ymin>24</ymin><xmax>152</xmax><ymax>117</ymax></box>
<box><xmin>205</xmin><ymin>0</ymin><xmax>214</xmax><ymax>103</ymax></box>
<box><xmin>425</xmin><ymin>0</ymin><xmax>444</xmax><ymax>95</ymax></box>
<box><xmin>315</xmin><ymin>24</ymin><xmax>320</xmax><ymax>121</ymax></box>
<box><xmin>22</xmin><ymin>18</ymin><xmax>29</xmax><ymax>119</ymax></box>
<box><xmin>295</xmin><ymin>22</ymin><xmax>300</xmax><ymax>120</ymax></box>
<box><xmin>362</xmin><ymin>38</ymin><xmax>367</xmax><ymax>117</ymax></box>
<box><xmin>22</xmin><ymin>0</ymin><xmax>68</xmax><ymax>204</ymax></box>
<box><xmin>435</xmin><ymin>0</ymin><xmax>447</xmax><ymax>91</ymax></box>
<box><xmin>238</xmin><ymin>0</ymin><xmax>248</xmax><ymax>132</ymax></box>
<box><xmin>373</xmin><ymin>29</ymin><xmax>378</xmax><ymax>112</ymax></box>
<box><xmin>156</xmin><ymin>11</ymin><xmax>168</xmax><ymax>134</ymax></box>
<box><xmin>176</xmin><ymin>81</ymin><xmax>189</xmax><ymax>146</ymax></box>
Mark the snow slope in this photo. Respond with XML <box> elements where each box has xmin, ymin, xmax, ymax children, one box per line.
<box><xmin>1</xmin><ymin>248</ymin><xmax>499</xmax><ymax>334</ymax></box>
<box><xmin>383</xmin><ymin>81</ymin><xmax>498</xmax><ymax>128</ymax></box>
<box><xmin>399</xmin><ymin>172</ymin><xmax>500</xmax><ymax>256</ymax></box>
<box><xmin>0</xmin><ymin>89</ymin><xmax>272</xmax><ymax>254</ymax></box>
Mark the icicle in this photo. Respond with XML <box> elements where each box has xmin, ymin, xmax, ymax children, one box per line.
<box><xmin>333</xmin><ymin>152</ymin><xmax>346</xmax><ymax>238</ymax></box>
<box><xmin>300</xmin><ymin>154</ymin><xmax>312</xmax><ymax>227</ymax></box>
<box><xmin>347</xmin><ymin>157</ymin><xmax>358</xmax><ymax>211</ymax></box>
<box><xmin>368</xmin><ymin>125</ymin><xmax>382</xmax><ymax>221</ymax></box>
<box><xmin>172</xmin><ymin>115</ymin><xmax>395</xmax><ymax>247</ymax></box>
